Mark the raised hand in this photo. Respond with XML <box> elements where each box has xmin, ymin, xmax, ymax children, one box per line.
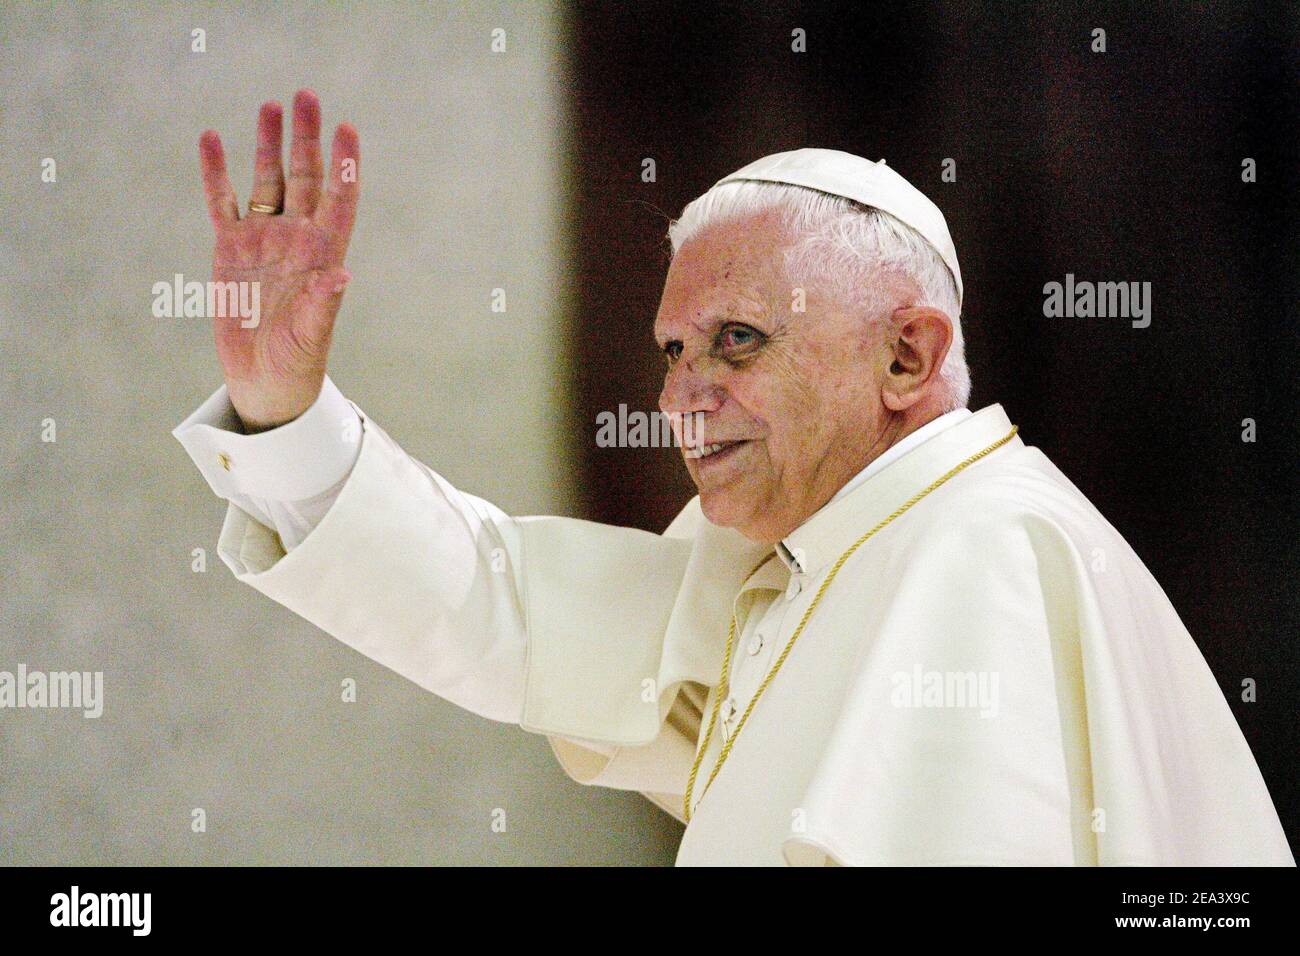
<box><xmin>199</xmin><ymin>89</ymin><xmax>360</xmax><ymax>431</ymax></box>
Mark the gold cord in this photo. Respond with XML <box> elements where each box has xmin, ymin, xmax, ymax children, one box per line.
<box><xmin>682</xmin><ymin>425</ymin><xmax>1019</xmax><ymax>822</ymax></box>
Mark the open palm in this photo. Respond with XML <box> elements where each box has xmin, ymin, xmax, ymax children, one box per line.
<box><xmin>199</xmin><ymin>89</ymin><xmax>359</xmax><ymax>431</ymax></box>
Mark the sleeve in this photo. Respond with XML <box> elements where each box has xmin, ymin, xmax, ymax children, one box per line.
<box><xmin>530</xmin><ymin>500</ymin><xmax>711</xmax><ymax>823</ymax></box>
<box><xmin>546</xmin><ymin>680</ymin><xmax>707</xmax><ymax>824</ymax></box>
<box><xmin>171</xmin><ymin>376</ymin><xmax>362</xmax><ymax>551</ymax></box>
<box><xmin>173</xmin><ymin>385</ymin><xmax>696</xmax><ymax>743</ymax></box>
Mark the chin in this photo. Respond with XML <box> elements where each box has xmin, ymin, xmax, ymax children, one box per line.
<box><xmin>698</xmin><ymin>488</ymin><xmax>785</xmax><ymax>545</ymax></box>
<box><xmin>697</xmin><ymin>489</ymin><xmax>744</xmax><ymax>529</ymax></box>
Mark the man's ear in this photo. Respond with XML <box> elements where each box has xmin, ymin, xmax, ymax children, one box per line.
<box><xmin>880</xmin><ymin>306</ymin><xmax>953</xmax><ymax>412</ymax></box>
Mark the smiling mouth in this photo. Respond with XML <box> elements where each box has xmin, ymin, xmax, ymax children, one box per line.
<box><xmin>684</xmin><ymin>439</ymin><xmax>747</xmax><ymax>461</ymax></box>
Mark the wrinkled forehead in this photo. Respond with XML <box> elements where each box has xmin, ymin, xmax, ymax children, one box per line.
<box><xmin>655</xmin><ymin>211</ymin><xmax>798</xmax><ymax>334</ymax></box>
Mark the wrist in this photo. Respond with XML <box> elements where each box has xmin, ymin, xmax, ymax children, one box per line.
<box><xmin>228</xmin><ymin>381</ymin><xmax>322</xmax><ymax>433</ymax></box>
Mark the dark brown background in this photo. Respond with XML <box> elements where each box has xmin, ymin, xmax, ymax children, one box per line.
<box><xmin>563</xmin><ymin>0</ymin><xmax>1298</xmax><ymax>855</ymax></box>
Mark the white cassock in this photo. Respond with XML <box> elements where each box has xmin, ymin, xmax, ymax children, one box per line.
<box><xmin>174</xmin><ymin>380</ymin><xmax>1293</xmax><ymax>866</ymax></box>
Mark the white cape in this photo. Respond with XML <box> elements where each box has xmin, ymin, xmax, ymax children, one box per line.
<box><xmin>211</xmin><ymin>402</ymin><xmax>1294</xmax><ymax>865</ymax></box>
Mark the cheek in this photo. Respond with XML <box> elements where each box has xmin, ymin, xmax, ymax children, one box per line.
<box><xmin>765</xmin><ymin>365</ymin><xmax>862</xmax><ymax>470</ymax></box>
<box><xmin>767</xmin><ymin>360</ymin><xmax>824</xmax><ymax>428</ymax></box>
<box><xmin>801</xmin><ymin>334</ymin><xmax>876</xmax><ymax>421</ymax></box>
<box><xmin>729</xmin><ymin>373</ymin><xmax>822</xmax><ymax>467</ymax></box>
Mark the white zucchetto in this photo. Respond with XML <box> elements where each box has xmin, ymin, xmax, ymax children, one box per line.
<box><xmin>712</xmin><ymin>147</ymin><xmax>963</xmax><ymax>307</ymax></box>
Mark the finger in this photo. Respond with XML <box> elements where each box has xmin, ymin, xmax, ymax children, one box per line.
<box><xmin>316</xmin><ymin>122</ymin><xmax>360</xmax><ymax>260</ymax></box>
<box><xmin>247</xmin><ymin>100</ymin><xmax>285</xmax><ymax>215</ymax></box>
<box><xmin>285</xmin><ymin>88</ymin><xmax>324</xmax><ymax>216</ymax></box>
<box><xmin>199</xmin><ymin>130</ymin><xmax>240</xmax><ymax>226</ymax></box>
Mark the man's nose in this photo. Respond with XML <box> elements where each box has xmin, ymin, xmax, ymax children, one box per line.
<box><xmin>658</xmin><ymin>359</ymin><xmax>724</xmax><ymax>418</ymax></box>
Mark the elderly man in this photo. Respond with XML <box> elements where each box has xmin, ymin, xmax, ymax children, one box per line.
<box><xmin>175</xmin><ymin>90</ymin><xmax>1291</xmax><ymax>866</ymax></box>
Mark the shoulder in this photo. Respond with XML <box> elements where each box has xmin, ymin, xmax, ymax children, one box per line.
<box><xmin>898</xmin><ymin>444</ymin><xmax>1106</xmax><ymax>567</ymax></box>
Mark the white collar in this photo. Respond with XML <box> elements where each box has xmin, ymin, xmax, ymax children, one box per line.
<box><xmin>777</xmin><ymin>407</ymin><xmax>973</xmax><ymax>572</ymax></box>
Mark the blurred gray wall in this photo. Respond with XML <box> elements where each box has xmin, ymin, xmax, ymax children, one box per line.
<box><xmin>0</xmin><ymin>0</ymin><xmax>682</xmax><ymax>864</ymax></box>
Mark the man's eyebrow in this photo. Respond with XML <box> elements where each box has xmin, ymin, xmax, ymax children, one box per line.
<box><xmin>654</xmin><ymin>307</ymin><xmax>761</xmax><ymax>349</ymax></box>
<box><xmin>657</xmin><ymin>312</ymin><xmax>738</xmax><ymax>341</ymax></box>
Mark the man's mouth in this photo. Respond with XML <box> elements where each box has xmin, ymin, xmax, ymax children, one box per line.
<box><xmin>684</xmin><ymin>439</ymin><xmax>747</xmax><ymax>461</ymax></box>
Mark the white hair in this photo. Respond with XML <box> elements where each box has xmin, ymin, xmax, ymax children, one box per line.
<box><xmin>666</xmin><ymin>180</ymin><xmax>971</xmax><ymax>411</ymax></box>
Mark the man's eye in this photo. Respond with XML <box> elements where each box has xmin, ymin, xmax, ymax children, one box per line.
<box><xmin>719</xmin><ymin>326</ymin><xmax>761</xmax><ymax>350</ymax></box>
<box><xmin>663</xmin><ymin>341</ymin><xmax>683</xmax><ymax>362</ymax></box>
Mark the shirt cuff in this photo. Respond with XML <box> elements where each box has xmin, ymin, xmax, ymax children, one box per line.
<box><xmin>172</xmin><ymin>375</ymin><xmax>363</xmax><ymax>501</ymax></box>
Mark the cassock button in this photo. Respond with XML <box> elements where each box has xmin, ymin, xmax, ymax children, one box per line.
<box><xmin>720</xmin><ymin>696</ymin><xmax>736</xmax><ymax>723</ymax></box>
<box><xmin>746</xmin><ymin>633</ymin><xmax>764</xmax><ymax>656</ymax></box>
<box><xmin>217</xmin><ymin>452</ymin><xmax>232</xmax><ymax>471</ymax></box>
